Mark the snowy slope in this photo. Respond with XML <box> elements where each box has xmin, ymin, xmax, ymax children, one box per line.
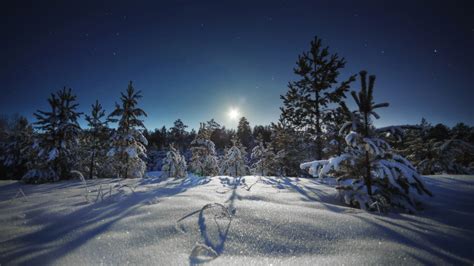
<box><xmin>0</xmin><ymin>174</ymin><xmax>473</xmax><ymax>265</ymax></box>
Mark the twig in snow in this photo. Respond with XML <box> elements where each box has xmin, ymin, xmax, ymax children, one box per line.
<box><xmin>12</xmin><ymin>188</ymin><xmax>28</xmax><ymax>201</ymax></box>
<box><xmin>243</xmin><ymin>176</ymin><xmax>262</xmax><ymax>191</ymax></box>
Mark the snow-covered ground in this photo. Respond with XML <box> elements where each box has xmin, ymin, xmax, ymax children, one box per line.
<box><xmin>0</xmin><ymin>174</ymin><xmax>473</xmax><ymax>265</ymax></box>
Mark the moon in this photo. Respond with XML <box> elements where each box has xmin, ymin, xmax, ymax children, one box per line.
<box><xmin>228</xmin><ymin>108</ymin><xmax>240</xmax><ymax>120</ymax></box>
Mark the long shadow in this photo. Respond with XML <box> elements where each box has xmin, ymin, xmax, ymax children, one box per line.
<box><xmin>260</xmin><ymin>176</ymin><xmax>346</xmax><ymax>213</ymax></box>
<box><xmin>355</xmin><ymin>215</ymin><xmax>473</xmax><ymax>264</ymax></box>
<box><xmin>0</xmin><ymin>176</ymin><xmax>210</xmax><ymax>265</ymax></box>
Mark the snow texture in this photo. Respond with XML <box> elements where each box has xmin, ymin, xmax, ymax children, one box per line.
<box><xmin>0</xmin><ymin>174</ymin><xmax>473</xmax><ymax>265</ymax></box>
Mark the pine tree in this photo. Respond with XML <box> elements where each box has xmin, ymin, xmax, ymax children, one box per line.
<box><xmin>189</xmin><ymin>123</ymin><xmax>220</xmax><ymax>176</ymax></box>
<box><xmin>322</xmin><ymin>103</ymin><xmax>351</xmax><ymax>157</ymax></box>
<box><xmin>2</xmin><ymin>116</ymin><xmax>33</xmax><ymax>179</ymax></box>
<box><xmin>252</xmin><ymin>125</ymin><xmax>272</xmax><ymax>144</ymax></box>
<box><xmin>237</xmin><ymin>117</ymin><xmax>253</xmax><ymax>150</ymax></box>
<box><xmin>83</xmin><ymin>100</ymin><xmax>110</xmax><ymax>179</ymax></box>
<box><xmin>417</xmin><ymin>138</ymin><xmax>474</xmax><ymax>175</ymax></box>
<box><xmin>189</xmin><ymin>139</ymin><xmax>220</xmax><ymax>176</ymax></box>
<box><xmin>250</xmin><ymin>137</ymin><xmax>275</xmax><ymax>176</ymax></box>
<box><xmin>23</xmin><ymin>87</ymin><xmax>82</xmax><ymax>183</ymax></box>
<box><xmin>170</xmin><ymin>119</ymin><xmax>188</xmax><ymax>152</ymax></box>
<box><xmin>269</xmin><ymin>122</ymin><xmax>306</xmax><ymax>176</ymax></box>
<box><xmin>161</xmin><ymin>144</ymin><xmax>187</xmax><ymax>178</ymax></box>
<box><xmin>107</xmin><ymin>81</ymin><xmax>148</xmax><ymax>178</ymax></box>
<box><xmin>280</xmin><ymin>36</ymin><xmax>355</xmax><ymax>160</ymax></box>
<box><xmin>220</xmin><ymin>137</ymin><xmax>248</xmax><ymax>177</ymax></box>
<box><xmin>398</xmin><ymin>119</ymin><xmax>474</xmax><ymax>175</ymax></box>
<box><xmin>301</xmin><ymin>71</ymin><xmax>432</xmax><ymax>212</ymax></box>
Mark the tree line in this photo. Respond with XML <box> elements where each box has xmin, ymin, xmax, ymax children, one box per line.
<box><xmin>0</xmin><ymin>36</ymin><xmax>472</xmax><ymax>185</ymax></box>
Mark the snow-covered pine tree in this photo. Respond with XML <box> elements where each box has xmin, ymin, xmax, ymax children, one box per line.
<box><xmin>394</xmin><ymin>119</ymin><xmax>432</xmax><ymax>173</ymax></box>
<box><xmin>280</xmin><ymin>36</ymin><xmax>355</xmax><ymax>160</ymax></box>
<box><xmin>161</xmin><ymin>144</ymin><xmax>187</xmax><ymax>178</ymax></box>
<box><xmin>300</xmin><ymin>71</ymin><xmax>432</xmax><ymax>212</ymax></box>
<box><xmin>250</xmin><ymin>136</ymin><xmax>275</xmax><ymax>176</ymax></box>
<box><xmin>23</xmin><ymin>87</ymin><xmax>82</xmax><ymax>183</ymax></box>
<box><xmin>397</xmin><ymin>119</ymin><xmax>474</xmax><ymax>174</ymax></box>
<box><xmin>83</xmin><ymin>100</ymin><xmax>110</xmax><ymax>179</ymax></box>
<box><xmin>220</xmin><ymin>137</ymin><xmax>249</xmax><ymax>177</ymax></box>
<box><xmin>107</xmin><ymin>81</ymin><xmax>148</xmax><ymax>178</ymax></box>
<box><xmin>322</xmin><ymin>103</ymin><xmax>351</xmax><ymax>157</ymax></box>
<box><xmin>189</xmin><ymin>125</ymin><xmax>220</xmax><ymax>176</ymax></box>
<box><xmin>417</xmin><ymin>138</ymin><xmax>474</xmax><ymax>175</ymax></box>
<box><xmin>2</xmin><ymin>116</ymin><xmax>33</xmax><ymax>179</ymax></box>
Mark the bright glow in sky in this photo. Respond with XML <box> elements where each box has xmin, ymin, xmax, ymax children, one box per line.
<box><xmin>228</xmin><ymin>107</ymin><xmax>240</xmax><ymax>121</ymax></box>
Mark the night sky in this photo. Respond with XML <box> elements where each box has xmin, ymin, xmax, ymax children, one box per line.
<box><xmin>2</xmin><ymin>0</ymin><xmax>473</xmax><ymax>130</ymax></box>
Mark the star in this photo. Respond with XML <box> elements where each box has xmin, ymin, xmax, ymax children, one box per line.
<box><xmin>433</xmin><ymin>49</ymin><xmax>438</xmax><ymax>54</ymax></box>
<box><xmin>112</xmin><ymin>52</ymin><xmax>117</xmax><ymax>56</ymax></box>
<box><xmin>380</xmin><ymin>50</ymin><xmax>385</xmax><ymax>54</ymax></box>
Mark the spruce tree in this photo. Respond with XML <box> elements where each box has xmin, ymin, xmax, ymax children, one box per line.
<box><xmin>108</xmin><ymin>81</ymin><xmax>148</xmax><ymax>178</ymax></box>
<box><xmin>280</xmin><ymin>36</ymin><xmax>355</xmax><ymax>160</ymax></box>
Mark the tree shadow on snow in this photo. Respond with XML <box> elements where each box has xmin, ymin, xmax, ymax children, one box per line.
<box><xmin>354</xmin><ymin>215</ymin><xmax>473</xmax><ymax>264</ymax></box>
<box><xmin>260</xmin><ymin>176</ymin><xmax>346</xmax><ymax>213</ymax></box>
<box><xmin>0</xmin><ymin>176</ymin><xmax>210</xmax><ymax>265</ymax></box>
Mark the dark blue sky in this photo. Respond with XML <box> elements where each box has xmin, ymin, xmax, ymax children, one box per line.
<box><xmin>2</xmin><ymin>0</ymin><xmax>473</xmax><ymax>130</ymax></box>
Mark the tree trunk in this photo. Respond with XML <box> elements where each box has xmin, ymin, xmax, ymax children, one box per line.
<box><xmin>314</xmin><ymin>90</ymin><xmax>322</xmax><ymax>160</ymax></box>
<box><xmin>363</xmin><ymin>112</ymin><xmax>372</xmax><ymax>196</ymax></box>
<box><xmin>88</xmin><ymin>150</ymin><xmax>95</xmax><ymax>179</ymax></box>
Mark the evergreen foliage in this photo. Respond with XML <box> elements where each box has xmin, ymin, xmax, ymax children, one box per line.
<box><xmin>189</xmin><ymin>123</ymin><xmax>220</xmax><ymax>176</ymax></box>
<box><xmin>161</xmin><ymin>144</ymin><xmax>187</xmax><ymax>178</ymax></box>
<box><xmin>23</xmin><ymin>87</ymin><xmax>82</xmax><ymax>183</ymax></box>
<box><xmin>107</xmin><ymin>81</ymin><xmax>148</xmax><ymax>178</ymax></box>
<box><xmin>82</xmin><ymin>100</ymin><xmax>110</xmax><ymax>179</ymax></box>
<box><xmin>280</xmin><ymin>36</ymin><xmax>355</xmax><ymax>160</ymax></box>
<box><xmin>301</xmin><ymin>71</ymin><xmax>432</xmax><ymax>212</ymax></box>
<box><xmin>169</xmin><ymin>119</ymin><xmax>188</xmax><ymax>152</ymax></box>
<box><xmin>250</xmin><ymin>137</ymin><xmax>276</xmax><ymax>176</ymax></box>
<box><xmin>237</xmin><ymin>117</ymin><xmax>253</xmax><ymax>150</ymax></box>
<box><xmin>1</xmin><ymin>116</ymin><xmax>33</xmax><ymax>179</ymax></box>
<box><xmin>220</xmin><ymin>137</ymin><xmax>249</xmax><ymax>177</ymax></box>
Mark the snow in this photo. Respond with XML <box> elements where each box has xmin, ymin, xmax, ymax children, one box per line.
<box><xmin>0</xmin><ymin>174</ymin><xmax>473</xmax><ymax>264</ymax></box>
